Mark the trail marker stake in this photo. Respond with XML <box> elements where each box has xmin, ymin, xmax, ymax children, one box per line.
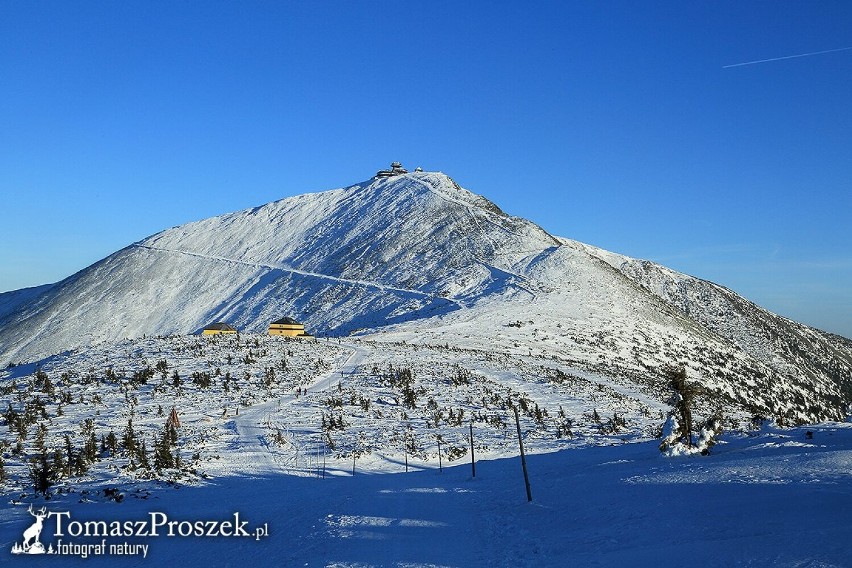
<box><xmin>513</xmin><ymin>406</ymin><xmax>532</xmax><ymax>502</ymax></box>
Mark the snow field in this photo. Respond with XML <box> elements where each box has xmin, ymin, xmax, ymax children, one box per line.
<box><xmin>2</xmin><ymin>424</ymin><xmax>851</xmax><ymax>566</ymax></box>
<box><xmin>2</xmin><ymin>334</ymin><xmax>852</xmax><ymax>566</ymax></box>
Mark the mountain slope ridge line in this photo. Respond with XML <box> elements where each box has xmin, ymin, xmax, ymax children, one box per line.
<box><xmin>408</xmin><ymin>174</ymin><xmax>560</xmax><ymax>244</ymax></box>
<box><xmin>133</xmin><ymin>243</ymin><xmax>463</xmax><ymax>307</ymax></box>
<box><xmin>0</xmin><ymin>169</ymin><xmax>849</xmax><ymax>426</ymax></box>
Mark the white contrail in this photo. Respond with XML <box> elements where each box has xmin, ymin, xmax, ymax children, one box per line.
<box><xmin>722</xmin><ymin>46</ymin><xmax>852</xmax><ymax>68</ymax></box>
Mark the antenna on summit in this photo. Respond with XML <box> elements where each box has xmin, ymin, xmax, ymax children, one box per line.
<box><xmin>375</xmin><ymin>162</ymin><xmax>409</xmax><ymax>178</ymax></box>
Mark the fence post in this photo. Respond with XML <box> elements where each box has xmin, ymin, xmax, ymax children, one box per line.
<box><xmin>469</xmin><ymin>422</ymin><xmax>476</xmax><ymax>478</ymax></box>
<box><xmin>513</xmin><ymin>406</ymin><xmax>532</xmax><ymax>502</ymax></box>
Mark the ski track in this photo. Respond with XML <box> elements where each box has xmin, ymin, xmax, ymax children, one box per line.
<box><xmin>229</xmin><ymin>343</ymin><xmax>371</xmax><ymax>476</ymax></box>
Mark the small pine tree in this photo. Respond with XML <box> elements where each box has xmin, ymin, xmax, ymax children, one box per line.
<box><xmin>73</xmin><ymin>452</ymin><xmax>88</xmax><ymax>476</ymax></box>
<box><xmin>533</xmin><ymin>404</ymin><xmax>545</xmax><ymax>426</ymax></box>
<box><xmin>34</xmin><ymin>423</ymin><xmax>48</xmax><ymax>454</ymax></box>
<box><xmin>85</xmin><ymin>431</ymin><xmax>98</xmax><ymax>462</ymax></box>
<box><xmin>51</xmin><ymin>450</ymin><xmax>66</xmax><ymax>481</ymax></box>
<box><xmin>667</xmin><ymin>367</ymin><xmax>701</xmax><ymax>448</ymax></box>
<box><xmin>3</xmin><ymin>402</ymin><xmax>18</xmax><ymax>429</ymax></box>
<box><xmin>29</xmin><ymin>425</ymin><xmax>56</xmax><ymax>495</ymax></box>
<box><xmin>122</xmin><ymin>418</ymin><xmax>137</xmax><ymax>454</ymax></box>
<box><xmin>659</xmin><ymin>367</ymin><xmax>713</xmax><ymax>454</ymax></box>
<box><xmin>137</xmin><ymin>440</ymin><xmax>150</xmax><ymax>470</ymax></box>
<box><xmin>105</xmin><ymin>431</ymin><xmax>118</xmax><ymax>457</ymax></box>
<box><xmin>41</xmin><ymin>374</ymin><xmax>55</xmax><ymax>396</ymax></box>
<box><xmin>154</xmin><ymin>427</ymin><xmax>175</xmax><ymax>471</ymax></box>
<box><xmin>29</xmin><ymin>452</ymin><xmax>53</xmax><ymax>496</ymax></box>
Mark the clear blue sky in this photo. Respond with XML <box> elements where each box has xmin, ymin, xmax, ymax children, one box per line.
<box><xmin>2</xmin><ymin>1</ymin><xmax>850</xmax><ymax>338</ymax></box>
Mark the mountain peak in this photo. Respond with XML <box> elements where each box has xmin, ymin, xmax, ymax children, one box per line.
<box><xmin>2</xmin><ymin>166</ymin><xmax>851</xmax><ymax>428</ymax></box>
<box><xmin>360</xmin><ymin>168</ymin><xmax>508</xmax><ymax>219</ymax></box>
<box><xmin>0</xmin><ymin>167</ymin><xmax>558</xmax><ymax>363</ymax></box>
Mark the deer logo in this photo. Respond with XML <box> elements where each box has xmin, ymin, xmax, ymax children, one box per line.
<box><xmin>11</xmin><ymin>504</ymin><xmax>49</xmax><ymax>554</ymax></box>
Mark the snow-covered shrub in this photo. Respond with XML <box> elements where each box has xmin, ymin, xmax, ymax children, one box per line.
<box><xmin>658</xmin><ymin>413</ymin><xmax>681</xmax><ymax>454</ymax></box>
<box><xmin>660</xmin><ymin>413</ymin><xmax>722</xmax><ymax>456</ymax></box>
<box><xmin>695</xmin><ymin>417</ymin><xmax>723</xmax><ymax>455</ymax></box>
<box><xmin>659</xmin><ymin>367</ymin><xmax>720</xmax><ymax>456</ymax></box>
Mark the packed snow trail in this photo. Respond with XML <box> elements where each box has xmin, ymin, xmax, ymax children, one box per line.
<box><xmin>228</xmin><ymin>342</ymin><xmax>370</xmax><ymax>475</ymax></box>
<box><xmin>309</xmin><ymin>341</ymin><xmax>370</xmax><ymax>392</ymax></box>
<box><xmin>134</xmin><ymin>243</ymin><xmax>463</xmax><ymax>308</ymax></box>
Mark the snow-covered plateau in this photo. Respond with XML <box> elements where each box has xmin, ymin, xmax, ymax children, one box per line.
<box><xmin>1</xmin><ymin>170</ymin><xmax>851</xmax><ymax>565</ymax></box>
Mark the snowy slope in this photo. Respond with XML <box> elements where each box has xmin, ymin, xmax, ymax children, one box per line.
<box><xmin>578</xmin><ymin>240</ymin><xmax>852</xmax><ymax>370</ymax></box>
<box><xmin>0</xmin><ymin>172</ymin><xmax>555</xmax><ymax>364</ymax></box>
<box><xmin>4</xmin><ymin>426</ymin><xmax>852</xmax><ymax>567</ymax></box>
<box><xmin>0</xmin><ymin>170</ymin><xmax>850</xmax><ymax>423</ymax></box>
<box><xmin>575</xmin><ymin>241</ymin><xmax>852</xmax><ymax>409</ymax></box>
<box><xmin>3</xmin><ymin>167</ymin><xmax>852</xmax><ymax>566</ymax></box>
<box><xmin>1</xmin><ymin>333</ymin><xmax>852</xmax><ymax>567</ymax></box>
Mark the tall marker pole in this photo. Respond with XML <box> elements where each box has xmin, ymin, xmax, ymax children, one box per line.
<box><xmin>469</xmin><ymin>422</ymin><xmax>476</xmax><ymax>478</ymax></box>
<box><xmin>514</xmin><ymin>406</ymin><xmax>532</xmax><ymax>502</ymax></box>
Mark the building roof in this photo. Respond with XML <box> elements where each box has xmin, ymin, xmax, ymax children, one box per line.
<box><xmin>375</xmin><ymin>161</ymin><xmax>409</xmax><ymax>177</ymax></box>
<box><xmin>270</xmin><ymin>317</ymin><xmax>303</xmax><ymax>326</ymax></box>
<box><xmin>204</xmin><ymin>322</ymin><xmax>237</xmax><ymax>331</ymax></box>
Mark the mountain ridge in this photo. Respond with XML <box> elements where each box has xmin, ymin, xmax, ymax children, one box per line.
<box><xmin>1</xmin><ymin>170</ymin><xmax>850</xmax><ymax>422</ymax></box>
<box><xmin>0</xmin><ymin>172</ymin><xmax>556</xmax><ymax>361</ymax></box>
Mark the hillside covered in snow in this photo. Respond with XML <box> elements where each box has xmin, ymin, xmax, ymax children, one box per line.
<box><xmin>1</xmin><ymin>170</ymin><xmax>851</xmax><ymax>425</ymax></box>
<box><xmin>1</xmin><ymin>164</ymin><xmax>852</xmax><ymax>564</ymax></box>
<box><xmin>1</xmin><ymin>333</ymin><xmax>851</xmax><ymax>566</ymax></box>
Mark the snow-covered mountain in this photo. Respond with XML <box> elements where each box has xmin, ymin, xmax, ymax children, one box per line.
<box><xmin>1</xmin><ymin>170</ymin><xmax>850</xmax><ymax>422</ymax></box>
<box><xmin>0</xmin><ymin>173</ymin><xmax>552</xmax><ymax>359</ymax></box>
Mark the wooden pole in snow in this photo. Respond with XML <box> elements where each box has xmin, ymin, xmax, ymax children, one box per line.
<box><xmin>513</xmin><ymin>406</ymin><xmax>532</xmax><ymax>502</ymax></box>
<box><xmin>469</xmin><ymin>422</ymin><xmax>476</xmax><ymax>478</ymax></box>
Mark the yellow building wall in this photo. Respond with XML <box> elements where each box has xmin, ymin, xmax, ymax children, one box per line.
<box><xmin>202</xmin><ymin>329</ymin><xmax>237</xmax><ymax>336</ymax></box>
<box><xmin>268</xmin><ymin>324</ymin><xmax>306</xmax><ymax>337</ymax></box>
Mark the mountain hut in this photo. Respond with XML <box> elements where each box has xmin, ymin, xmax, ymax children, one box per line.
<box><xmin>201</xmin><ymin>322</ymin><xmax>238</xmax><ymax>336</ymax></box>
<box><xmin>268</xmin><ymin>317</ymin><xmax>312</xmax><ymax>338</ymax></box>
